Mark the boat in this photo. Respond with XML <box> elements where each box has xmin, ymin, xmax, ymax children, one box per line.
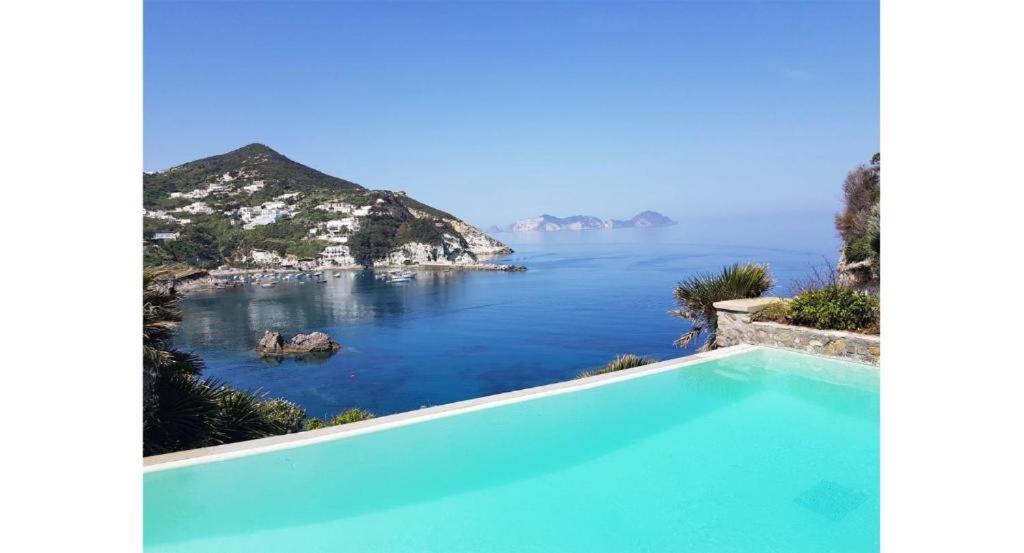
<box><xmin>333</xmin><ymin>272</ymin><xmax>341</xmax><ymax>278</ymax></box>
<box><xmin>260</xmin><ymin>282</ymin><xmax>276</xmax><ymax>288</ymax></box>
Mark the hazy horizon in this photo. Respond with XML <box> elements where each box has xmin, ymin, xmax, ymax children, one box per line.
<box><xmin>145</xmin><ymin>0</ymin><xmax>879</xmax><ymax>227</ymax></box>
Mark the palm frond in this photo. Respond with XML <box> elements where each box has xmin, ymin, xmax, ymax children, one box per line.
<box><xmin>671</xmin><ymin>263</ymin><xmax>773</xmax><ymax>351</ymax></box>
<box><xmin>578</xmin><ymin>354</ymin><xmax>657</xmax><ymax>379</ymax></box>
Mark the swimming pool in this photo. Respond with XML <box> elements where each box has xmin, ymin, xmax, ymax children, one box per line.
<box><xmin>144</xmin><ymin>345</ymin><xmax>879</xmax><ymax>552</ymax></box>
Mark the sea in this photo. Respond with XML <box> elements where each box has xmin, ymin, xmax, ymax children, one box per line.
<box><xmin>176</xmin><ymin>212</ymin><xmax>840</xmax><ymax>419</ymax></box>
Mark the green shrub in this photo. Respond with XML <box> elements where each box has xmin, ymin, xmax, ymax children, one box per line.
<box><xmin>788</xmin><ymin>286</ymin><xmax>879</xmax><ymax>331</ymax></box>
<box><xmin>303</xmin><ymin>408</ymin><xmax>375</xmax><ymax>431</ymax></box>
<box><xmin>260</xmin><ymin>398</ymin><xmax>307</xmax><ymax>433</ymax></box>
<box><xmin>750</xmin><ymin>300</ymin><xmax>791</xmax><ymax>323</ymax></box>
<box><xmin>304</xmin><ymin>418</ymin><xmax>326</xmax><ymax>431</ymax></box>
<box><xmin>844</xmin><ymin>234</ymin><xmax>875</xmax><ymax>263</ymax></box>
<box><xmin>578</xmin><ymin>354</ymin><xmax>657</xmax><ymax>379</ymax></box>
<box><xmin>329</xmin><ymin>408</ymin><xmax>375</xmax><ymax>426</ymax></box>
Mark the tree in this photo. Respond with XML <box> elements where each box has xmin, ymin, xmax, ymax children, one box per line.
<box><xmin>671</xmin><ymin>263</ymin><xmax>774</xmax><ymax>351</ymax></box>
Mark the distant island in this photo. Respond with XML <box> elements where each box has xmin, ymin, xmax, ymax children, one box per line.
<box><xmin>143</xmin><ymin>143</ymin><xmax>513</xmax><ymax>271</ymax></box>
<box><xmin>499</xmin><ymin>211</ymin><xmax>676</xmax><ymax>232</ymax></box>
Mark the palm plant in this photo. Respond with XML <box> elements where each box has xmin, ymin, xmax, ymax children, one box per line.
<box><xmin>577</xmin><ymin>354</ymin><xmax>657</xmax><ymax>379</ymax></box>
<box><xmin>672</xmin><ymin>263</ymin><xmax>774</xmax><ymax>351</ymax></box>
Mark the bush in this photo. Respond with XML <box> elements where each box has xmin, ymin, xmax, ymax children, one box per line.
<box><xmin>844</xmin><ymin>234</ymin><xmax>876</xmax><ymax>263</ymax></box>
<box><xmin>304</xmin><ymin>418</ymin><xmax>326</xmax><ymax>431</ymax></box>
<box><xmin>750</xmin><ymin>300</ymin><xmax>791</xmax><ymax>323</ymax></box>
<box><xmin>329</xmin><ymin>408</ymin><xmax>375</xmax><ymax>425</ymax></box>
<box><xmin>788</xmin><ymin>286</ymin><xmax>879</xmax><ymax>331</ymax></box>
<box><xmin>260</xmin><ymin>398</ymin><xmax>307</xmax><ymax>433</ymax></box>
<box><xmin>303</xmin><ymin>408</ymin><xmax>375</xmax><ymax>431</ymax></box>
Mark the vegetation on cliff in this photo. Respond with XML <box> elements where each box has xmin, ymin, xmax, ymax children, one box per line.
<box><xmin>671</xmin><ymin>263</ymin><xmax>774</xmax><ymax>351</ymax></box>
<box><xmin>836</xmin><ymin>153</ymin><xmax>881</xmax><ymax>284</ymax></box>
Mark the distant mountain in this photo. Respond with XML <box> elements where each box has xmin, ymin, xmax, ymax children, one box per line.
<box><xmin>511</xmin><ymin>214</ymin><xmax>610</xmax><ymax>232</ymax></box>
<box><xmin>143</xmin><ymin>144</ymin><xmax>511</xmax><ymax>268</ymax></box>
<box><xmin>505</xmin><ymin>211</ymin><xmax>675</xmax><ymax>232</ymax></box>
<box><xmin>610</xmin><ymin>210</ymin><xmax>677</xmax><ymax>229</ymax></box>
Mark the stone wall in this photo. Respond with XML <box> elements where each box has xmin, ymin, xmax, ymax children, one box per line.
<box><xmin>714</xmin><ymin>298</ymin><xmax>880</xmax><ymax>365</ymax></box>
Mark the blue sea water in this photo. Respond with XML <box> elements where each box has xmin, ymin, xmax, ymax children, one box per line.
<box><xmin>176</xmin><ymin>215</ymin><xmax>840</xmax><ymax>419</ymax></box>
<box><xmin>144</xmin><ymin>348</ymin><xmax>879</xmax><ymax>552</ymax></box>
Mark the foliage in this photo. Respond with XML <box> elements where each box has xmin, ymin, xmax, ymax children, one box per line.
<box><xmin>144</xmin><ymin>215</ymin><xmax>333</xmax><ymax>267</ymax></box>
<box><xmin>303</xmin><ymin>408</ymin><xmax>375</xmax><ymax>431</ymax></box>
<box><xmin>329</xmin><ymin>408</ymin><xmax>375</xmax><ymax>425</ymax></box>
<box><xmin>844</xmin><ymin>233</ymin><xmax>876</xmax><ymax>263</ymax></box>
<box><xmin>396</xmin><ymin>217</ymin><xmax>446</xmax><ymax>246</ymax></box>
<box><xmin>835</xmin><ymin>154</ymin><xmax>880</xmax><ymax>280</ymax></box>
<box><xmin>162</xmin><ymin>224</ymin><xmax>223</xmax><ymax>268</ymax></box>
<box><xmin>143</xmin><ymin>216</ymin><xmax>181</xmax><ymax>238</ymax></box>
<box><xmin>260</xmin><ymin>398</ymin><xmax>307</xmax><ymax>433</ymax></box>
<box><xmin>238</xmin><ymin>219</ymin><xmax>330</xmax><ymax>259</ymax></box>
<box><xmin>214</xmin><ymin>389</ymin><xmax>293</xmax><ymax>444</ymax></box>
<box><xmin>578</xmin><ymin>354</ymin><xmax>657</xmax><ymax>379</ymax></box>
<box><xmin>304</xmin><ymin>418</ymin><xmax>327</xmax><ymax>431</ymax></box>
<box><xmin>788</xmin><ymin>285</ymin><xmax>880</xmax><ymax>332</ymax></box>
<box><xmin>348</xmin><ymin>211</ymin><xmax>401</xmax><ymax>266</ymax></box>
<box><xmin>144</xmin><ymin>371</ymin><xmax>223</xmax><ymax>455</ymax></box>
<box><xmin>749</xmin><ymin>300</ymin><xmax>792</xmax><ymax>323</ymax></box>
<box><xmin>671</xmin><ymin>263</ymin><xmax>774</xmax><ymax>351</ymax></box>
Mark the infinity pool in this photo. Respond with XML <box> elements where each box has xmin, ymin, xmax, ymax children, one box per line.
<box><xmin>144</xmin><ymin>347</ymin><xmax>879</xmax><ymax>552</ymax></box>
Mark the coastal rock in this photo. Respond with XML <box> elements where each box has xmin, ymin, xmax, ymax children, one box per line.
<box><xmin>258</xmin><ymin>331</ymin><xmax>341</xmax><ymax>356</ymax></box>
<box><xmin>287</xmin><ymin>332</ymin><xmax>341</xmax><ymax>353</ymax></box>
<box><xmin>258</xmin><ymin>331</ymin><xmax>286</xmax><ymax>355</ymax></box>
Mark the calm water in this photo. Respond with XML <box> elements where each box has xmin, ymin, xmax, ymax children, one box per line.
<box><xmin>145</xmin><ymin>348</ymin><xmax>879</xmax><ymax>552</ymax></box>
<box><xmin>177</xmin><ymin>217</ymin><xmax>840</xmax><ymax>418</ymax></box>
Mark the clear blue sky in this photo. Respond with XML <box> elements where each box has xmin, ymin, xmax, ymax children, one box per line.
<box><xmin>145</xmin><ymin>0</ymin><xmax>878</xmax><ymax>227</ymax></box>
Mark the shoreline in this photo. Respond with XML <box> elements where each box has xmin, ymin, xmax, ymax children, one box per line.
<box><xmin>166</xmin><ymin>261</ymin><xmax>528</xmax><ymax>293</ymax></box>
<box><xmin>208</xmin><ymin>262</ymin><xmax>526</xmax><ymax>278</ymax></box>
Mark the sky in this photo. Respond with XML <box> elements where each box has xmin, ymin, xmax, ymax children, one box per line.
<box><xmin>144</xmin><ymin>0</ymin><xmax>879</xmax><ymax>228</ymax></box>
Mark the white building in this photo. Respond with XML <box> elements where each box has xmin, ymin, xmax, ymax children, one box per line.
<box><xmin>175</xmin><ymin>201</ymin><xmax>215</xmax><ymax>215</ymax></box>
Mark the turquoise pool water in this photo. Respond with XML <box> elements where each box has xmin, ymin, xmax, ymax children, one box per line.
<box><xmin>144</xmin><ymin>348</ymin><xmax>879</xmax><ymax>552</ymax></box>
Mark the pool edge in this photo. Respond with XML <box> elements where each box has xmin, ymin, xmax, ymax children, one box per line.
<box><xmin>144</xmin><ymin>344</ymin><xmax>765</xmax><ymax>472</ymax></box>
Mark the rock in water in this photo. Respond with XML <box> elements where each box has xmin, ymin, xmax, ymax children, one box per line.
<box><xmin>258</xmin><ymin>331</ymin><xmax>285</xmax><ymax>355</ymax></box>
<box><xmin>258</xmin><ymin>330</ymin><xmax>341</xmax><ymax>356</ymax></box>
<box><xmin>287</xmin><ymin>332</ymin><xmax>341</xmax><ymax>353</ymax></box>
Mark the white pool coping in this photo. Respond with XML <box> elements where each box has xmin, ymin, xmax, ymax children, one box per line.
<box><xmin>143</xmin><ymin>344</ymin><xmax>761</xmax><ymax>473</ymax></box>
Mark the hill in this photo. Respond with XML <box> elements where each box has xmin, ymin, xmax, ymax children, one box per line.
<box><xmin>143</xmin><ymin>144</ymin><xmax>510</xmax><ymax>269</ymax></box>
<box><xmin>505</xmin><ymin>211</ymin><xmax>676</xmax><ymax>232</ymax></box>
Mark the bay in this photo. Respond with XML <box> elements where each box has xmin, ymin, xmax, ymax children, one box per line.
<box><xmin>176</xmin><ymin>213</ymin><xmax>839</xmax><ymax>419</ymax></box>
